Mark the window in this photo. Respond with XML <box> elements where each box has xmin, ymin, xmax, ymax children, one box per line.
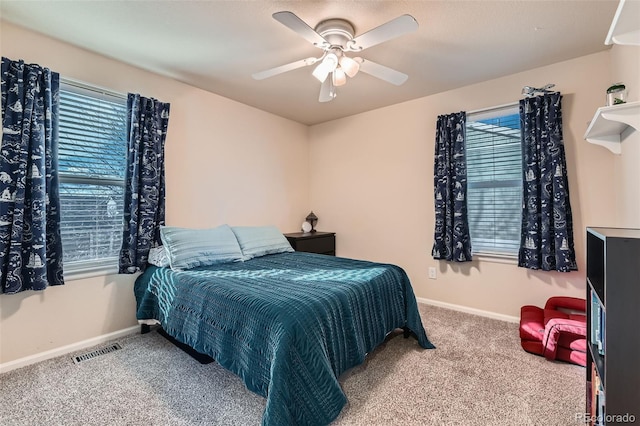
<box><xmin>58</xmin><ymin>80</ymin><xmax>127</xmax><ymax>272</ymax></box>
<box><xmin>466</xmin><ymin>105</ymin><xmax>522</xmax><ymax>257</ymax></box>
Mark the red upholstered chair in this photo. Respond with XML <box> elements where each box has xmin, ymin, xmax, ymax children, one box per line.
<box><xmin>519</xmin><ymin>296</ymin><xmax>587</xmax><ymax>367</ymax></box>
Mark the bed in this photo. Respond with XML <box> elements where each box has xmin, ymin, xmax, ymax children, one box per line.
<box><xmin>134</xmin><ymin>251</ymin><xmax>434</xmax><ymax>425</ymax></box>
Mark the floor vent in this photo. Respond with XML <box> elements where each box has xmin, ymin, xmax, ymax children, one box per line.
<box><xmin>72</xmin><ymin>343</ymin><xmax>122</xmax><ymax>364</ymax></box>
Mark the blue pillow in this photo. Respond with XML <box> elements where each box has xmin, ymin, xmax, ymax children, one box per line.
<box><xmin>160</xmin><ymin>224</ymin><xmax>244</xmax><ymax>270</ymax></box>
<box><xmin>231</xmin><ymin>226</ymin><xmax>294</xmax><ymax>260</ymax></box>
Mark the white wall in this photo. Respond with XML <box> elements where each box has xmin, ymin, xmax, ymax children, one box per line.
<box><xmin>610</xmin><ymin>44</ymin><xmax>640</xmax><ymax>228</ymax></box>
<box><xmin>309</xmin><ymin>51</ymin><xmax>621</xmax><ymax>318</ymax></box>
<box><xmin>0</xmin><ymin>22</ymin><xmax>310</xmax><ymax>365</ymax></box>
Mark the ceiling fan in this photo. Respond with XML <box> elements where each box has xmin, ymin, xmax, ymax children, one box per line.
<box><xmin>252</xmin><ymin>11</ymin><xmax>419</xmax><ymax>102</ymax></box>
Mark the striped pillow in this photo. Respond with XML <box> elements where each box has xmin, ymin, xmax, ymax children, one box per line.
<box><xmin>231</xmin><ymin>226</ymin><xmax>294</xmax><ymax>260</ymax></box>
<box><xmin>160</xmin><ymin>224</ymin><xmax>244</xmax><ymax>270</ymax></box>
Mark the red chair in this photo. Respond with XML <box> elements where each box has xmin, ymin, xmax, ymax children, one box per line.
<box><xmin>519</xmin><ymin>296</ymin><xmax>587</xmax><ymax>367</ymax></box>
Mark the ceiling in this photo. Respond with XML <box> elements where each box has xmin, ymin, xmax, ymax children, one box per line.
<box><xmin>0</xmin><ymin>1</ymin><xmax>621</xmax><ymax>125</ymax></box>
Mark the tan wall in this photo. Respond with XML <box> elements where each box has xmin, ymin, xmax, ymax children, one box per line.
<box><xmin>0</xmin><ymin>22</ymin><xmax>310</xmax><ymax>364</ymax></box>
<box><xmin>610</xmin><ymin>44</ymin><xmax>640</xmax><ymax>228</ymax></box>
<box><xmin>309</xmin><ymin>51</ymin><xmax>619</xmax><ymax>318</ymax></box>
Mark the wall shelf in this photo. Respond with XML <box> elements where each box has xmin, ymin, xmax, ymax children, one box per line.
<box><xmin>584</xmin><ymin>101</ymin><xmax>640</xmax><ymax>154</ymax></box>
<box><xmin>605</xmin><ymin>0</ymin><xmax>640</xmax><ymax>46</ymax></box>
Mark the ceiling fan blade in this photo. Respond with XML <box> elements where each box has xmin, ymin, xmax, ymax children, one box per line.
<box><xmin>356</xmin><ymin>58</ymin><xmax>408</xmax><ymax>86</ymax></box>
<box><xmin>318</xmin><ymin>77</ymin><xmax>336</xmax><ymax>103</ymax></box>
<box><xmin>348</xmin><ymin>15</ymin><xmax>418</xmax><ymax>51</ymax></box>
<box><xmin>252</xmin><ymin>57</ymin><xmax>319</xmax><ymax>80</ymax></box>
<box><xmin>273</xmin><ymin>11</ymin><xmax>329</xmax><ymax>48</ymax></box>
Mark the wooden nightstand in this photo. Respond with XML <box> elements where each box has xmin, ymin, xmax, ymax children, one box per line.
<box><xmin>284</xmin><ymin>231</ymin><xmax>336</xmax><ymax>256</ymax></box>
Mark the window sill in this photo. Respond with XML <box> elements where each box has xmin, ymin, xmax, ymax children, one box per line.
<box><xmin>472</xmin><ymin>252</ymin><xmax>518</xmax><ymax>265</ymax></box>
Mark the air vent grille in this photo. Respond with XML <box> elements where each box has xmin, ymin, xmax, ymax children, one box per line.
<box><xmin>72</xmin><ymin>343</ymin><xmax>122</xmax><ymax>364</ymax></box>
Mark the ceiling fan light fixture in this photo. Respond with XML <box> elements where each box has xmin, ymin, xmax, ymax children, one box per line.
<box><xmin>312</xmin><ymin>62</ymin><xmax>330</xmax><ymax>82</ymax></box>
<box><xmin>339</xmin><ymin>56</ymin><xmax>359</xmax><ymax>78</ymax></box>
<box><xmin>257</xmin><ymin>12</ymin><xmax>419</xmax><ymax>103</ymax></box>
<box><xmin>323</xmin><ymin>53</ymin><xmax>339</xmax><ymax>71</ymax></box>
<box><xmin>333</xmin><ymin>68</ymin><xmax>347</xmax><ymax>86</ymax></box>
<box><xmin>312</xmin><ymin>53</ymin><xmax>339</xmax><ymax>82</ymax></box>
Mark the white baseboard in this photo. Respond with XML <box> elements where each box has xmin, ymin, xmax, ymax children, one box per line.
<box><xmin>417</xmin><ymin>297</ymin><xmax>520</xmax><ymax>324</ymax></box>
<box><xmin>0</xmin><ymin>325</ymin><xmax>140</xmax><ymax>374</ymax></box>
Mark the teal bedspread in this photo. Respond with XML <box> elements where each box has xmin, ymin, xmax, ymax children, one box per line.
<box><xmin>134</xmin><ymin>252</ymin><xmax>434</xmax><ymax>425</ymax></box>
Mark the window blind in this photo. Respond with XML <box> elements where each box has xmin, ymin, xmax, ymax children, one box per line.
<box><xmin>466</xmin><ymin>106</ymin><xmax>522</xmax><ymax>256</ymax></box>
<box><xmin>58</xmin><ymin>80</ymin><xmax>127</xmax><ymax>268</ymax></box>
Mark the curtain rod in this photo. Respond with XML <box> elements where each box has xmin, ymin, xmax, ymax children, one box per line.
<box><xmin>467</xmin><ymin>101</ymin><xmax>519</xmax><ymax>115</ymax></box>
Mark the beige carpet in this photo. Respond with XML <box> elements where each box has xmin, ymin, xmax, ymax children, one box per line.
<box><xmin>334</xmin><ymin>305</ymin><xmax>584</xmax><ymax>425</ymax></box>
<box><xmin>0</xmin><ymin>304</ymin><xmax>584</xmax><ymax>425</ymax></box>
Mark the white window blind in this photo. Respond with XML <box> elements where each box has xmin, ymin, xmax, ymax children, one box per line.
<box><xmin>58</xmin><ymin>80</ymin><xmax>127</xmax><ymax>271</ymax></box>
<box><xmin>466</xmin><ymin>105</ymin><xmax>522</xmax><ymax>256</ymax></box>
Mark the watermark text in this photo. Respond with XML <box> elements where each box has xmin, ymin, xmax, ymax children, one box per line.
<box><xmin>575</xmin><ymin>412</ymin><xmax>636</xmax><ymax>424</ymax></box>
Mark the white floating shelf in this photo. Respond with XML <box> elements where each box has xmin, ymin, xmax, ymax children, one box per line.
<box><xmin>584</xmin><ymin>101</ymin><xmax>640</xmax><ymax>154</ymax></box>
<box><xmin>605</xmin><ymin>0</ymin><xmax>640</xmax><ymax>46</ymax></box>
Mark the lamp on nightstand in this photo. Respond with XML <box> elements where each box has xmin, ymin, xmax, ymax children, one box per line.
<box><xmin>305</xmin><ymin>211</ymin><xmax>318</xmax><ymax>233</ymax></box>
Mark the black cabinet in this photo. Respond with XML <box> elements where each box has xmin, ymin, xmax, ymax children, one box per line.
<box><xmin>586</xmin><ymin>227</ymin><xmax>640</xmax><ymax>425</ymax></box>
<box><xmin>284</xmin><ymin>231</ymin><xmax>335</xmax><ymax>256</ymax></box>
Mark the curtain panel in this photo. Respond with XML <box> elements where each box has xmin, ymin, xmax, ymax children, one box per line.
<box><xmin>119</xmin><ymin>94</ymin><xmax>170</xmax><ymax>274</ymax></box>
<box><xmin>0</xmin><ymin>57</ymin><xmax>64</xmax><ymax>293</ymax></box>
<box><xmin>518</xmin><ymin>93</ymin><xmax>577</xmax><ymax>272</ymax></box>
<box><xmin>432</xmin><ymin>111</ymin><xmax>472</xmax><ymax>262</ymax></box>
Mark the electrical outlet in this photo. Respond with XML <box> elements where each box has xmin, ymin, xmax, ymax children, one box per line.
<box><xmin>428</xmin><ymin>267</ymin><xmax>437</xmax><ymax>279</ymax></box>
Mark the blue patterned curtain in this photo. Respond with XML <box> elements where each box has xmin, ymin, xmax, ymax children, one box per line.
<box><xmin>432</xmin><ymin>112</ymin><xmax>472</xmax><ymax>262</ymax></box>
<box><xmin>119</xmin><ymin>94</ymin><xmax>170</xmax><ymax>274</ymax></box>
<box><xmin>518</xmin><ymin>93</ymin><xmax>576</xmax><ymax>272</ymax></box>
<box><xmin>0</xmin><ymin>57</ymin><xmax>64</xmax><ymax>293</ymax></box>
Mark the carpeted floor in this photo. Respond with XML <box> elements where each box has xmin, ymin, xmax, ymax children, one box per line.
<box><xmin>0</xmin><ymin>304</ymin><xmax>585</xmax><ymax>426</ymax></box>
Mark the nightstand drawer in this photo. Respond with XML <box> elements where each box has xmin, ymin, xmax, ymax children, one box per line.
<box><xmin>295</xmin><ymin>235</ymin><xmax>335</xmax><ymax>254</ymax></box>
<box><xmin>285</xmin><ymin>232</ymin><xmax>336</xmax><ymax>255</ymax></box>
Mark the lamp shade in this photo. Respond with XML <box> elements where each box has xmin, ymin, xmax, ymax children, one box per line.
<box><xmin>332</xmin><ymin>68</ymin><xmax>347</xmax><ymax>86</ymax></box>
<box><xmin>339</xmin><ymin>56</ymin><xmax>360</xmax><ymax>78</ymax></box>
<box><xmin>312</xmin><ymin>62</ymin><xmax>330</xmax><ymax>82</ymax></box>
<box><xmin>323</xmin><ymin>53</ymin><xmax>338</xmax><ymax>71</ymax></box>
<box><xmin>312</xmin><ymin>53</ymin><xmax>339</xmax><ymax>83</ymax></box>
